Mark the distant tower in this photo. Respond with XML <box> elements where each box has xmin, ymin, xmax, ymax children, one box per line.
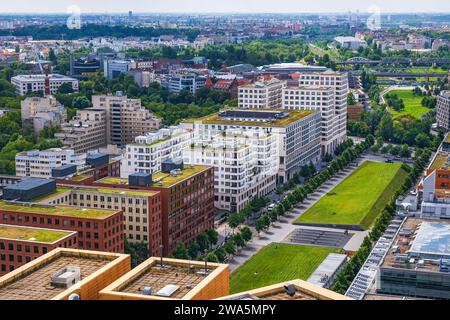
<box><xmin>44</xmin><ymin>65</ymin><xmax>50</xmax><ymax>96</ymax></box>
<box><xmin>129</xmin><ymin>11</ymin><xmax>132</xmax><ymax>19</ymax></box>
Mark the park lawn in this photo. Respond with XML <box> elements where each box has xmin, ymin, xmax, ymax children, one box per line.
<box><xmin>388</xmin><ymin>89</ymin><xmax>429</xmax><ymax>119</ymax></box>
<box><xmin>229</xmin><ymin>243</ymin><xmax>339</xmax><ymax>294</ymax></box>
<box><xmin>295</xmin><ymin>161</ymin><xmax>408</xmax><ymax>230</ymax></box>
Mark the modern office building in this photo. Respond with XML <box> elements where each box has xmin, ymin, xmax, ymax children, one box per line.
<box><xmin>377</xmin><ymin>218</ymin><xmax>450</xmax><ymax>299</ymax></box>
<box><xmin>15</xmin><ymin>148</ymin><xmax>86</xmax><ymax>179</ymax></box>
<box><xmin>121</xmin><ymin>126</ymin><xmax>193</xmax><ymax>178</ymax></box>
<box><xmin>437</xmin><ymin>91</ymin><xmax>450</xmax><ymax>131</ymax></box>
<box><xmin>183</xmin><ymin>128</ymin><xmax>278</xmax><ymax>212</ymax></box>
<box><xmin>238</xmin><ymin>78</ymin><xmax>286</xmax><ymax>109</ymax></box>
<box><xmin>69</xmin><ymin>55</ymin><xmax>101</xmax><ymax>79</ymax></box>
<box><xmin>20</xmin><ymin>95</ymin><xmax>67</xmax><ymax>134</ymax></box>
<box><xmin>55</xmin><ymin>108</ymin><xmax>108</xmax><ymax>154</ymax></box>
<box><xmin>0</xmin><ymin>224</ymin><xmax>77</xmax><ymax>276</ymax></box>
<box><xmin>217</xmin><ymin>279</ymin><xmax>351</xmax><ymax>300</ymax></box>
<box><xmin>99</xmin><ymin>257</ymin><xmax>229</xmax><ymax>300</ymax></box>
<box><xmin>334</xmin><ymin>36</ymin><xmax>368</xmax><ymax>50</ymax></box>
<box><xmin>58</xmin><ymin>165</ymin><xmax>215</xmax><ymax>256</ymax></box>
<box><xmin>282</xmin><ymin>86</ymin><xmax>340</xmax><ymax>155</ymax></box>
<box><xmin>104</xmin><ymin>59</ymin><xmax>135</xmax><ymax>79</ymax></box>
<box><xmin>11</xmin><ymin>74</ymin><xmax>79</xmax><ymax>96</ymax></box>
<box><xmin>182</xmin><ymin>108</ymin><xmax>321</xmax><ymax>184</ymax></box>
<box><xmin>161</xmin><ymin>73</ymin><xmax>207</xmax><ymax>94</ymax></box>
<box><xmin>91</xmin><ymin>93</ymin><xmax>162</xmax><ymax>147</ymax></box>
<box><xmin>0</xmin><ymin>248</ymin><xmax>130</xmax><ymax>300</ymax></box>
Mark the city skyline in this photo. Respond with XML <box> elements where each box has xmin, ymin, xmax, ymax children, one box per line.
<box><xmin>2</xmin><ymin>0</ymin><xmax>450</xmax><ymax>14</ymax></box>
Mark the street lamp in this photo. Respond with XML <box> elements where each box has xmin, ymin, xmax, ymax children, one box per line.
<box><xmin>160</xmin><ymin>244</ymin><xmax>164</xmax><ymax>268</ymax></box>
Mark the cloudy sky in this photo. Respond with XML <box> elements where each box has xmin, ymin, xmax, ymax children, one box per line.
<box><xmin>2</xmin><ymin>0</ymin><xmax>450</xmax><ymax>14</ymax></box>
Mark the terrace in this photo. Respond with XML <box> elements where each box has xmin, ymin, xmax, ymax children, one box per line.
<box><xmin>0</xmin><ymin>249</ymin><xmax>126</xmax><ymax>300</ymax></box>
<box><xmin>0</xmin><ymin>224</ymin><xmax>74</xmax><ymax>243</ymax></box>
<box><xmin>185</xmin><ymin>109</ymin><xmax>315</xmax><ymax>127</ymax></box>
<box><xmin>100</xmin><ymin>257</ymin><xmax>228</xmax><ymax>300</ymax></box>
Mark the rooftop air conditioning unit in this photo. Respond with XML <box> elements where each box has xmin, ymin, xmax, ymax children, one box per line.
<box><xmin>51</xmin><ymin>266</ymin><xmax>81</xmax><ymax>288</ymax></box>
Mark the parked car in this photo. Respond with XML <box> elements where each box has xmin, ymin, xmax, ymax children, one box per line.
<box><xmin>267</xmin><ymin>203</ymin><xmax>276</xmax><ymax>212</ymax></box>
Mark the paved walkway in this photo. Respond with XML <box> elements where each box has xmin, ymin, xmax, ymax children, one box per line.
<box><xmin>228</xmin><ymin>155</ymin><xmax>374</xmax><ymax>272</ymax></box>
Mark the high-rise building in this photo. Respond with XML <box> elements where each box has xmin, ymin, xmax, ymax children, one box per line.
<box><xmin>91</xmin><ymin>93</ymin><xmax>162</xmax><ymax>146</ymax></box>
<box><xmin>21</xmin><ymin>95</ymin><xmax>67</xmax><ymax>134</ymax></box>
<box><xmin>437</xmin><ymin>91</ymin><xmax>450</xmax><ymax>131</ymax></box>
<box><xmin>238</xmin><ymin>78</ymin><xmax>286</xmax><ymax>109</ymax></box>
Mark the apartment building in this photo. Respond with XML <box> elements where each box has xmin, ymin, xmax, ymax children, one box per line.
<box><xmin>55</xmin><ymin>108</ymin><xmax>108</xmax><ymax>154</ymax></box>
<box><xmin>282</xmin><ymin>86</ymin><xmax>339</xmax><ymax>155</ymax></box>
<box><xmin>91</xmin><ymin>93</ymin><xmax>162</xmax><ymax>146</ymax></box>
<box><xmin>0</xmin><ymin>224</ymin><xmax>77</xmax><ymax>276</ymax></box>
<box><xmin>15</xmin><ymin>148</ymin><xmax>86</xmax><ymax>179</ymax></box>
<box><xmin>121</xmin><ymin>126</ymin><xmax>193</xmax><ymax>178</ymax></box>
<box><xmin>21</xmin><ymin>95</ymin><xmax>67</xmax><ymax>134</ymax></box>
<box><xmin>183</xmin><ymin>128</ymin><xmax>278</xmax><ymax>212</ymax></box>
<box><xmin>295</xmin><ymin>70</ymin><xmax>349</xmax><ymax>152</ymax></box>
<box><xmin>11</xmin><ymin>74</ymin><xmax>79</xmax><ymax>96</ymax></box>
<box><xmin>436</xmin><ymin>91</ymin><xmax>450</xmax><ymax>131</ymax></box>
<box><xmin>182</xmin><ymin>109</ymin><xmax>321</xmax><ymax>185</ymax></box>
<box><xmin>238</xmin><ymin>78</ymin><xmax>287</xmax><ymax>109</ymax></box>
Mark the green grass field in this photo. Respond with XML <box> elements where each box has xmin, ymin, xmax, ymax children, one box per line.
<box><xmin>387</xmin><ymin>89</ymin><xmax>429</xmax><ymax>119</ymax></box>
<box><xmin>295</xmin><ymin>161</ymin><xmax>408</xmax><ymax>229</ymax></box>
<box><xmin>229</xmin><ymin>243</ymin><xmax>339</xmax><ymax>293</ymax></box>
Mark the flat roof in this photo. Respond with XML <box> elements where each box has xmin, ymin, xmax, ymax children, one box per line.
<box><xmin>98</xmin><ymin>165</ymin><xmax>210</xmax><ymax>188</ymax></box>
<box><xmin>0</xmin><ymin>201</ymin><xmax>118</xmax><ymax>219</ymax></box>
<box><xmin>0</xmin><ymin>249</ymin><xmax>126</xmax><ymax>300</ymax></box>
<box><xmin>307</xmin><ymin>253</ymin><xmax>348</xmax><ymax>287</ymax></box>
<box><xmin>217</xmin><ymin>279</ymin><xmax>350</xmax><ymax>300</ymax></box>
<box><xmin>186</xmin><ymin>109</ymin><xmax>316</xmax><ymax>127</ymax></box>
<box><xmin>409</xmin><ymin>221</ymin><xmax>450</xmax><ymax>257</ymax></box>
<box><xmin>101</xmin><ymin>257</ymin><xmax>228</xmax><ymax>300</ymax></box>
<box><xmin>4</xmin><ymin>178</ymin><xmax>55</xmax><ymax>192</ymax></box>
<box><xmin>381</xmin><ymin>218</ymin><xmax>450</xmax><ymax>272</ymax></box>
<box><xmin>429</xmin><ymin>152</ymin><xmax>448</xmax><ymax>170</ymax></box>
<box><xmin>36</xmin><ymin>186</ymin><xmax>158</xmax><ymax>200</ymax></box>
<box><xmin>0</xmin><ymin>224</ymin><xmax>75</xmax><ymax>244</ymax></box>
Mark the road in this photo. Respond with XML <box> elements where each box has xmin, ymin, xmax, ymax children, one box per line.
<box><xmin>226</xmin><ymin>154</ymin><xmax>379</xmax><ymax>272</ymax></box>
<box><xmin>379</xmin><ymin>85</ymin><xmax>416</xmax><ymax>105</ymax></box>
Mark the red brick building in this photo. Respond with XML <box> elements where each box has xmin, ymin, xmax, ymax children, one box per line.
<box><xmin>0</xmin><ymin>224</ymin><xmax>77</xmax><ymax>275</ymax></box>
<box><xmin>0</xmin><ymin>202</ymin><xmax>124</xmax><ymax>254</ymax></box>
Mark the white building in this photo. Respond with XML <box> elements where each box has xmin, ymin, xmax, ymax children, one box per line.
<box><xmin>334</xmin><ymin>36</ymin><xmax>368</xmax><ymax>50</ymax></box>
<box><xmin>181</xmin><ymin>108</ymin><xmax>321</xmax><ymax>184</ymax></box>
<box><xmin>104</xmin><ymin>59</ymin><xmax>135</xmax><ymax>79</ymax></box>
<box><xmin>15</xmin><ymin>148</ymin><xmax>86</xmax><ymax>178</ymax></box>
<box><xmin>21</xmin><ymin>95</ymin><xmax>67</xmax><ymax>134</ymax></box>
<box><xmin>161</xmin><ymin>73</ymin><xmax>207</xmax><ymax>94</ymax></box>
<box><xmin>437</xmin><ymin>91</ymin><xmax>450</xmax><ymax>131</ymax></box>
<box><xmin>11</xmin><ymin>74</ymin><xmax>79</xmax><ymax>96</ymax></box>
<box><xmin>121</xmin><ymin>126</ymin><xmax>193</xmax><ymax>178</ymax></box>
<box><xmin>183</xmin><ymin>128</ymin><xmax>278</xmax><ymax>212</ymax></box>
<box><xmin>282</xmin><ymin>86</ymin><xmax>339</xmax><ymax>155</ymax></box>
<box><xmin>238</xmin><ymin>78</ymin><xmax>287</xmax><ymax>109</ymax></box>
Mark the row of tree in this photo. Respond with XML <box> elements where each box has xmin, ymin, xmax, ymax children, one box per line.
<box><xmin>227</xmin><ymin>197</ymin><xmax>271</xmax><ymax>229</ymax></box>
<box><xmin>255</xmin><ymin>136</ymin><xmax>375</xmax><ymax>234</ymax></box>
<box><xmin>332</xmin><ymin>147</ymin><xmax>432</xmax><ymax>294</ymax></box>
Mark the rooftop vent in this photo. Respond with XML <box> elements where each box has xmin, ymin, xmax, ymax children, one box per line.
<box><xmin>155</xmin><ymin>284</ymin><xmax>180</xmax><ymax>297</ymax></box>
<box><xmin>284</xmin><ymin>284</ymin><xmax>297</xmax><ymax>297</ymax></box>
<box><xmin>142</xmin><ymin>287</ymin><xmax>152</xmax><ymax>295</ymax></box>
<box><xmin>51</xmin><ymin>266</ymin><xmax>81</xmax><ymax>288</ymax></box>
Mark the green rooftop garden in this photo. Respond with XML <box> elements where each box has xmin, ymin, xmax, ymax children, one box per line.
<box><xmin>0</xmin><ymin>225</ymin><xmax>72</xmax><ymax>243</ymax></box>
<box><xmin>0</xmin><ymin>201</ymin><xmax>116</xmax><ymax>219</ymax></box>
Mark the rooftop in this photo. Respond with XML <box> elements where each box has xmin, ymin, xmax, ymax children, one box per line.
<box><xmin>217</xmin><ymin>279</ymin><xmax>350</xmax><ymax>300</ymax></box>
<box><xmin>0</xmin><ymin>224</ymin><xmax>75</xmax><ymax>244</ymax></box>
<box><xmin>0</xmin><ymin>249</ymin><xmax>128</xmax><ymax>300</ymax></box>
<box><xmin>98</xmin><ymin>165</ymin><xmax>209</xmax><ymax>188</ymax></box>
<box><xmin>381</xmin><ymin>218</ymin><xmax>450</xmax><ymax>272</ymax></box>
<box><xmin>186</xmin><ymin>109</ymin><xmax>316</xmax><ymax>127</ymax></box>
<box><xmin>0</xmin><ymin>201</ymin><xmax>118</xmax><ymax>219</ymax></box>
<box><xmin>429</xmin><ymin>151</ymin><xmax>449</xmax><ymax>170</ymax></box>
<box><xmin>100</xmin><ymin>257</ymin><xmax>228</xmax><ymax>300</ymax></box>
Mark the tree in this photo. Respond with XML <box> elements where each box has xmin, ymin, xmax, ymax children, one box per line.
<box><xmin>214</xmin><ymin>247</ymin><xmax>227</xmax><ymax>262</ymax></box>
<box><xmin>57</xmin><ymin>82</ymin><xmax>74</xmax><ymax>94</ymax></box>
<box><xmin>171</xmin><ymin>241</ymin><xmax>189</xmax><ymax>260</ymax></box>
<box><xmin>376</xmin><ymin>114</ymin><xmax>394</xmax><ymax>141</ymax></box>
<box><xmin>223</xmin><ymin>240</ymin><xmax>236</xmax><ymax>256</ymax></box>
<box><xmin>232</xmin><ymin>233</ymin><xmax>245</xmax><ymax>249</ymax></box>
<box><xmin>72</xmin><ymin>95</ymin><xmax>91</xmax><ymax>108</ymax></box>
<box><xmin>188</xmin><ymin>241</ymin><xmax>200</xmax><ymax>259</ymax></box>
<box><xmin>240</xmin><ymin>226</ymin><xmax>252</xmax><ymax>242</ymax></box>
<box><xmin>206</xmin><ymin>229</ymin><xmax>219</xmax><ymax>247</ymax></box>
<box><xmin>196</xmin><ymin>233</ymin><xmax>210</xmax><ymax>252</ymax></box>
<box><xmin>124</xmin><ymin>240</ymin><xmax>149</xmax><ymax>268</ymax></box>
<box><xmin>347</xmin><ymin>92</ymin><xmax>357</xmax><ymax>106</ymax></box>
<box><xmin>415</xmin><ymin>133</ymin><xmax>432</xmax><ymax>148</ymax></box>
<box><xmin>206</xmin><ymin>252</ymin><xmax>219</xmax><ymax>263</ymax></box>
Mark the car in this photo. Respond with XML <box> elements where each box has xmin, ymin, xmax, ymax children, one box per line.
<box><xmin>267</xmin><ymin>203</ymin><xmax>276</xmax><ymax>212</ymax></box>
<box><xmin>385</xmin><ymin>159</ymin><xmax>394</xmax><ymax>163</ymax></box>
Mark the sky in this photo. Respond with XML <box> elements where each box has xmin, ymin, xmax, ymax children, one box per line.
<box><xmin>2</xmin><ymin>0</ymin><xmax>450</xmax><ymax>14</ymax></box>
